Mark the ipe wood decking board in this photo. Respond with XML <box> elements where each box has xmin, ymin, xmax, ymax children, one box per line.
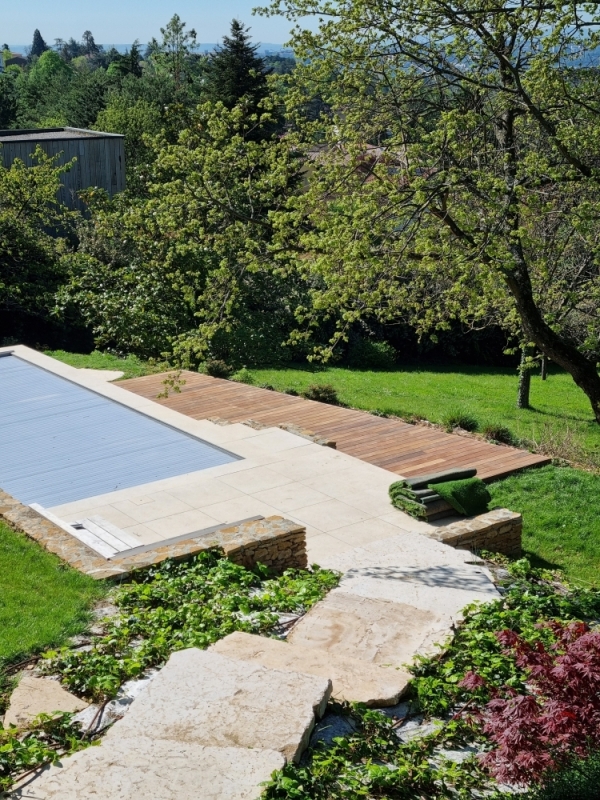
<box><xmin>120</xmin><ymin>372</ymin><xmax>550</xmax><ymax>481</ymax></box>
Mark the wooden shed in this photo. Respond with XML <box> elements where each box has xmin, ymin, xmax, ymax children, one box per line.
<box><xmin>0</xmin><ymin>127</ymin><xmax>125</xmax><ymax>211</ymax></box>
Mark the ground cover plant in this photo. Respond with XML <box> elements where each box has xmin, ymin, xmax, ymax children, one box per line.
<box><xmin>488</xmin><ymin>466</ymin><xmax>600</xmax><ymax>586</ymax></box>
<box><xmin>0</xmin><ymin>551</ymin><xmax>339</xmax><ymax>791</ymax></box>
<box><xmin>45</xmin><ymin>550</ymin><xmax>340</xmax><ymax>700</ymax></box>
<box><xmin>0</xmin><ymin>522</ymin><xmax>103</xmax><ymax>667</ymax></box>
<box><xmin>263</xmin><ymin>558</ymin><xmax>600</xmax><ymax>799</ymax></box>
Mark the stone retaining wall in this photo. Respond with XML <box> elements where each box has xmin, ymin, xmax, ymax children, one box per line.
<box><xmin>0</xmin><ymin>489</ymin><xmax>307</xmax><ymax>580</ymax></box>
<box><xmin>428</xmin><ymin>508</ymin><xmax>522</xmax><ymax>557</ymax></box>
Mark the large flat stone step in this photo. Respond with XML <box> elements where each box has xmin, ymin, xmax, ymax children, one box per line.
<box><xmin>212</xmin><ymin>630</ymin><xmax>411</xmax><ymax>707</ymax></box>
<box><xmin>13</xmin><ymin>738</ymin><xmax>284</xmax><ymax>800</ymax></box>
<box><xmin>15</xmin><ymin>649</ymin><xmax>331</xmax><ymax>800</ymax></box>
<box><xmin>106</xmin><ymin>649</ymin><xmax>331</xmax><ymax>763</ymax></box>
<box><xmin>287</xmin><ymin>591</ymin><xmax>450</xmax><ymax>668</ymax></box>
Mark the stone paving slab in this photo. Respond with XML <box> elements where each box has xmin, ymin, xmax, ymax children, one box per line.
<box><xmin>12</xmin><ymin>738</ymin><xmax>284</xmax><ymax>800</ymax></box>
<box><xmin>3</xmin><ymin>676</ymin><xmax>88</xmax><ymax>729</ymax></box>
<box><xmin>212</xmin><ymin>631</ymin><xmax>411</xmax><ymax>707</ymax></box>
<box><xmin>287</xmin><ymin>592</ymin><xmax>450</xmax><ymax>666</ymax></box>
<box><xmin>315</xmin><ymin>532</ymin><xmax>498</xmax><ymax>618</ymax></box>
<box><xmin>105</xmin><ymin>648</ymin><xmax>331</xmax><ymax>763</ymax></box>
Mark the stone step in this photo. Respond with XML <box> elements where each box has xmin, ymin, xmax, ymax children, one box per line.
<box><xmin>287</xmin><ymin>591</ymin><xmax>450</xmax><ymax>667</ymax></box>
<box><xmin>211</xmin><ymin>630</ymin><xmax>411</xmax><ymax>707</ymax></box>
<box><xmin>316</xmin><ymin>532</ymin><xmax>498</xmax><ymax>617</ymax></box>
<box><xmin>17</xmin><ymin>649</ymin><xmax>330</xmax><ymax>800</ymax></box>
<box><xmin>13</xmin><ymin>737</ymin><xmax>284</xmax><ymax>800</ymax></box>
<box><xmin>105</xmin><ymin>648</ymin><xmax>331</xmax><ymax>764</ymax></box>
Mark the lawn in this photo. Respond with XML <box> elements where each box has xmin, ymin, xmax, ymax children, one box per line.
<box><xmin>489</xmin><ymin>466</ymin><xmax>600</xmax><ymax>586</ymax></box>
<box><xmin>248</xmin><ymin>363</ymin><xmax>600</xmax><ymax>466</ymax></box>
<box><xmin>0</xmin><ymin>522</ymin><xmax>104</xmax><ymax>664</ymax></box>
<box><xmin>44</xmin><ymin>349</ymin><xmax>159</xmax><ymax>380</ymax></box>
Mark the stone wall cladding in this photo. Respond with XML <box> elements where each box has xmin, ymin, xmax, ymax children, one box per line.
<box><xmin>0</xmin><ymin>489</ymin><xmax>307</xmax><ymax>581</ymax></box>
<box><xmin>428</xmin><ymin>508</ymin><xmax>522</xmax><ymax>557</ymax></box>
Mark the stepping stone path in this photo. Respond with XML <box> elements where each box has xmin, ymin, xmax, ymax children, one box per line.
<box><xmin>13</xmin><ymin>509</ymin><xmax>499</xmax><ymax>799</ymax></box>
<box><xmin>4</xmin><ymin>676</ymin><xmax>87</xmax><ymax>729</ymax></box>
<box><xmin>13</xmin><ymin>650</ymin><xmax>331</xmax><ymax>799</ymax></box>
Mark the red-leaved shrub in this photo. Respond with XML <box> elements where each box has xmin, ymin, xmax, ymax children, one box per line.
<box><xmin>460</xmin><ymin>621</ymin><xmax>600</xmax><ymax>786</ymax></box>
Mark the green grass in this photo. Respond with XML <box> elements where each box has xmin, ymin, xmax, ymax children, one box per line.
<box><xmin>489</xmin><ymin>465</ymin><xmax>600</xmax><ymax>587</ymax></box>
<box><xmin>0</xmin><ymin>522</ymin><xmax>104</xmax><ymax>663</ymax></box>
<box><xmin>43</xmin><ymin>350</ymin><xmax>159</xmax><ymax>380</ymax></box>
<box><xmin>248</xmin><ymin>363</ymin><xmax>600</xmax><ymax>464</ymax></box>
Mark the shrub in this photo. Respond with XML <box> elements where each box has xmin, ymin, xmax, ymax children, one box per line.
<box><xmin>463</xmin><ymin>621</ymin><xmax>600</xmax><ymax>786</ymax></box>
<box><xmin>527</xmin><ymin>751</ymin><xmax>600</xmax><ymax>800</ymax></box>
<box><xmin>284</xmin><ymin>388</ymin><xmax>299</xmax><ymax>396</ymax></box>
<box><xmin>346</xmin><ymin>338</ymin><xmax>397</xmax><ymax>370</ymax></box>
<box><xmin>442</xmin><ymin>408</ymin><xmax>479</xmax><ymax>432</ymax></box>
<box><xmin>230</xmin><ymin>367</ymin><xmax>254</xmax><ymax>384</ymax></box>
<box><xmin>202</xmin><ymin>359</ymin><xmax>234</xmax><ymax>379</ymax></box>
<box><xmin>482</xmin><ymin>423</ymin><xmax>516</xmax><ymax>445</ymax></box>
<box><xmin>301</xmin><ymin>384</ymin><xmax>339</xmax><ymax>405</ymax></box>
<box><xmin>259</xmin><ymin>383</ymin><xmax>275</xmax><ymax>391</ymax></box>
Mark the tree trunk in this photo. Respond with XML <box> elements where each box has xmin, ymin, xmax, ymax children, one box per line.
<box><xmin>540</xmin><ymin>355</ymin><xmax>547</xmax><ymax>381</ymax></box>
<box><xmin>517</xmin><ymin>347</ymin><xmax>531</xmax><ymax>409</ymax></box>
<box><xmin>504</xmin><ymin>257</ymin><xmax>600</xmax><ymax>423</ymax></box>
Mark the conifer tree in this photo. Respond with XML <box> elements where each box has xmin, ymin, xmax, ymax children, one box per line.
<box><xmin>30</xmin><ymin>29</ymin><xmax>49</xmax><ymax>59</ymax></box>
<box><xmin>204</xmin><ymin>20</ymin><xmax>270</xmax><ymax>113</ymax></box>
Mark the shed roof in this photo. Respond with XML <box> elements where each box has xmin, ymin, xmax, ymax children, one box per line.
<box><xmin>0</xmin><ymin>126</ymin><xmax>124</xmax><ymax>143</ymax></box>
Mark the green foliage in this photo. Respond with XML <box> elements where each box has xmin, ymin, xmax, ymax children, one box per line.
<box><xmin>410</xmin><ymin>558</ymin><xmax>600</xmax><ymax>716</ymax></box>
<box><xmin>0</xmin><ymin>712</ymin><xmax>89</xmax><ymax>792</ymax></box>
<box><xmin>204</xmin><ymin>20</ymin><xmax>270</xmax><ymax>116</ymax></box>
<box><xmin>94</xmin><ymin>94</ymin><xmax>162</xmax><ymax>189</ymax></box>
<box><xmin>346</xmin><ymin>338</ymin><xmax>397</xmax><ymax>370</ymax></box>
<box><xmin>231</xmin><ymin>367</ymin><xmax>255</xmax><ymax>384</ymax></box>
<box><xmin>301</xmin><ymin>384</ymin><xmax>339</xmax><ymax>404</ymax></box>
<box><xmin>441</xmin><ymin>409</ymin><xmax>479</xmax><ymax>433</ymax></box>
<box><xmin>482</xmin><ymin>424</ymin><xmax>517</xmax><ymax>446</ymax></box>
<box><xmin>61</xmin><ymin>102</ymin><xmax>304</xmax><ymax>362</ymax></box>
<box><xmin>0</xmin><ymin>148</ymin><xmax>73</xmax><ymax>330</ymax></box>
<box><xmin>263</xmin><ymin>0</ymin><xmax>600</xmax><ymax>418</ymax></box>
<box><xmin>0</xmin><ymin>522</ymin><xmax>103</xmax><ymax>664</ymax></box>
<box><xmin>202</xmin><ymin>358</ymin><xmax>234</xmax><ymax>378</ymax></box>
<box><xmin>525</xmin><ymin>751</ymin><xmax>600</xmax><ymax>800</ymax></box>
<box><xmin>263</xmin><ymin>704</ymin><xmax>487</xmax><ymax>799</ymax></box>
<box><xmin>46</xmin><ymin>551</ymin><xmax>339</xmax><ymax>700</ymax></box>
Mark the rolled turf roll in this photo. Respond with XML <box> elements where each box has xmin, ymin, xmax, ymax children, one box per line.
<box><xmin>430</xmin><ymin>477</ymin><xmax>491</xmax><ymax>516</ymax></box>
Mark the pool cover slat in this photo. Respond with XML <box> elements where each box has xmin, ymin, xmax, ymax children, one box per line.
<box><xmin>0</xmin><ymin>357</ymin><xmax>238</xmax><ymax>507</ymax></box>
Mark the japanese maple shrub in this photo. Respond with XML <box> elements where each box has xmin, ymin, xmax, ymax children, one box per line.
<box><xmin>462</xmin><ymin>621</ymin><xmax>600</xmax><ymax>786</ymax></box>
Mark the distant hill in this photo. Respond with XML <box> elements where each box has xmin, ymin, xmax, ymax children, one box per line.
<box><xmin>7</xmin><ymin>43</ymin><xmax>294</xmax><ymax>56</ymax></box>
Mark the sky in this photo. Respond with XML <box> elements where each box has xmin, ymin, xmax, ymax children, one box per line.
<box><xmin>3</xmin><ymin>0</ymin><xmax>309</xmax><ymax>47</ymax></box>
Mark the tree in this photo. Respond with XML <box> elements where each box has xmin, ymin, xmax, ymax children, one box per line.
<box><xmin>82</xmin><ymin>31</ymin><xmax>100</xmax><ymax>57</ymax></box>
<box><xmin>148</xmin><ymin>14</ymin><xmax>197</xmax><ymax>90</ymax></box>
<box><xmin>62</xmin><ymin>103</ymin><xmax>304</xmax><ymax>362</ymax></box>
<box><xmin>30</xmin><ymin>29</ymin><xmax>49</xmax><ymax>60</ymax></box>
<box><xmin>0</xmin><ymin>147</ymin><xmax>73</xmax><ymax>331</ymax></box>
<box><xmin>0</xmin><ymin>72</ymin><xmax>17</xmax><ymax>128</ymax></box>
<box><xmin>264</xmin><ymin>0</ymin><xmax>600</xmax><ymax>421</ymax></box>
<box><xmin>204</xmin><ymin>20</ymin><xmax>271</xmax><ymax>114</ymax></box>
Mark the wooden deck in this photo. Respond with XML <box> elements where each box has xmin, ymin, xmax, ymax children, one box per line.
<box><xmin>120</xmin><ymin>372</ymin><xmax>550</xmax><ymax>482</ymax></box>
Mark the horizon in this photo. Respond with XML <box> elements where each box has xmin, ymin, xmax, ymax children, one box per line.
<box><xmin>2</xmin><ymin>1</ymin><xmax>314</xmax><ymax>48</ymax></box>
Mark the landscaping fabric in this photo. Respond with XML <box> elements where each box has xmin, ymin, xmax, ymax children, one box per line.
<box><xmin>430</xmin><ymin>477</ymin><xmax>491</xmax><ymax>516</ymax></box>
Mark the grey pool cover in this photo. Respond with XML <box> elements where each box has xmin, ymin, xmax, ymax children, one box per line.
<box><xmin>0</xmin><ymin>355</ymin><xmax>239</xmax><ymax>507</ymax></box>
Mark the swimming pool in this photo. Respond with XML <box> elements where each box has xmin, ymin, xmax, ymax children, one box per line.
<box><xmin>0</xmin><ymin>355</ymin><xmax>239</xmax><ymax>507</ymax></box>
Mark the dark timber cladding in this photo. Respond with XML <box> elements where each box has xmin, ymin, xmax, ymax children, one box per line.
<box><xmin>0</xmin><ymin>127</ymin><xmax>125</xmax><ymax>211</ymax></box>
<box><xmin>121</xmin><ymin>372</ymin><xmax>551</xmax><ymax>481</ymax></box>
